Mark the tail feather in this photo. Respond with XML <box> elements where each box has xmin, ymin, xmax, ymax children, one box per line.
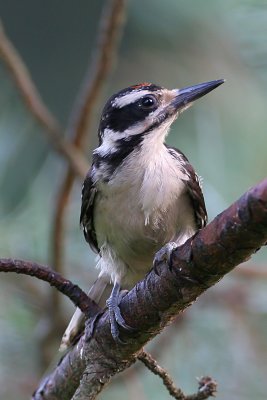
<box><xmin>59</xmin><ymin>274</ymin><xmax>111</xmax><ymax>351</ymax></box>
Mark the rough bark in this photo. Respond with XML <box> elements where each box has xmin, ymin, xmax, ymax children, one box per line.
<box><xmin>32</xmin><ymin>178</ymin><xmax>267</xmax><ymax>400</ymax></box>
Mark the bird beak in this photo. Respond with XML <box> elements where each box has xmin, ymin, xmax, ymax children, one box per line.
<box><xmin>172</xmin><ymin>79</ymin><xmax>225</xmax><ymax>112</ymax></box>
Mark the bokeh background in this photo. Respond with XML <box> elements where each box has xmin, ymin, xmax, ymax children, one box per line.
<box><xmin>0</xmin><ymin>1</ymin><xmax>267</xmax><ymax>399</ymax></box>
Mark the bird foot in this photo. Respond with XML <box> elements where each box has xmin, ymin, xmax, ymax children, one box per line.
<box><xmin>106</xmin><ymin>286</ymin><xmax>135</xmax><ymax>344</ymax></box>
<box><xmin>153</xmin><ymin>241</ymin><xmax>178</xmax><ymax>274</ymax></box>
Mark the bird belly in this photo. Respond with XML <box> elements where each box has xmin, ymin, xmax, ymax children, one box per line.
<box><xmin>94</xmin><ymin>184</ymin><xmax>196</xmax><ymax>288</ymax></box>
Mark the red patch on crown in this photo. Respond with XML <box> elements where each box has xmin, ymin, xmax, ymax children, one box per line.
<box><xmin>131</xmin><ymin>82</ymin><xmax>151</xmax><ymax>90</ymax></box>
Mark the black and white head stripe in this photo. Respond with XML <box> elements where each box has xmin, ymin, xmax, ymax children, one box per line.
<box><xmin>110</xmin><ymin>83</ymin><xmax>161</xmax><ymax>108</ymax></box>
<box><xmin>98</xmin><ymin>83</ymin><xmax>163</xmax><ymax>139</ymax></box>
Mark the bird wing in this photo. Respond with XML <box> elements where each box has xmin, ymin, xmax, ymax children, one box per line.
<box><xmin>80</xmin><ymin>168</ymin><xmax>99</xmax><ymax>253</ymax></box>
<box><xmin>167</xmin><ymin>146</ymin><xmax>208</xmax><ymax>229</ymax></box>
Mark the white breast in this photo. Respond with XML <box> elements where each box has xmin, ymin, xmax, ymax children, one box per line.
<box><xmin>94</xmin><ymin>140</ymin><xmax>196</xmax><ymax>287</ymax></box>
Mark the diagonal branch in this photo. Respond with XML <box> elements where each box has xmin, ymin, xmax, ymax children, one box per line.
<box><xmin>33</xmin><ymin>178</ymin><xmax>267</xmax><ymax>400</ymax></box>
<box><xmin>0</xmin><ymin>258</ymin><xmax>99</xmax><ymax>316</ymax></box>
<box><xmin>0</xmin><ymin>20</ymin><xmax>88</xmax><ymax>179</ymax></box>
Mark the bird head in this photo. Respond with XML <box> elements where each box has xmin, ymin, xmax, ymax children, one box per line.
<box><xmin>98</xmin><ymin>80</ymin><xmax>224</xmax><ymax>147</ymax></box>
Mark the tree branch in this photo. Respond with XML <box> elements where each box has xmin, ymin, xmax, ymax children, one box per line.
<box><xmin>32</xmin><ymin>178</ymin><xmax>267</xmax><ymax>400</ymax></box>
<box><xmin>138</xmin><ymin>351</ymin><xmax>217</xmax><ymax>400</ymax></box>
<box><xmin>0</xmin><ymin>258</ymin><xmax>99</xmax><ymax>316</ymax></box>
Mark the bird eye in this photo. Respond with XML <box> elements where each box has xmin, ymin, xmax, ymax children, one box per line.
<box><xmin>139</xmin><ymin>95</ymin><xmax>157</xmax><ymax>109</ymax></box>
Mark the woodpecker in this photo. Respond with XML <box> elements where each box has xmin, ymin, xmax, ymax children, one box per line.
<box><xmin>61</xmin><ymin>79</ymin><xmax>224</xmax><ymax>349</ymax></box>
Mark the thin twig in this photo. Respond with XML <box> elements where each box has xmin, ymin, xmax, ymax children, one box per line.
<box><xmin>52</xmin><ymin>0</ymin><xmax>126</xmax><ymax>277</ymax></box>
<box><xmin>0</xmin><ymin>258</ymin><xmax>99</xmax><ymax>316</ymax></box>
<box><xmin>0</xmin><ymin>20</ymin><xmax>88</xmax><ymax>178</ymax></box>
<box><xmin>138</xmin><ymin>351</ymin><xmax>217</xmax><ymax>400</ymax></box>
<box><xmin>138</xmin><ymin>351</ymin><xmax>184</xmax><ymax>399</ymax></box>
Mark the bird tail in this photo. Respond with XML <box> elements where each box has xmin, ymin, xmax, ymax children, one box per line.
<box><xmin>59</xmin><ymin>274</ymin><xmax>112</xmax><ymax>351</ymax></box>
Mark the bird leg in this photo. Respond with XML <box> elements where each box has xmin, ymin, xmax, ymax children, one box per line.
<box><xmin>106</xmin><ymin>281</ymin><xmax>135</xmax><ymax>343</ymax></box>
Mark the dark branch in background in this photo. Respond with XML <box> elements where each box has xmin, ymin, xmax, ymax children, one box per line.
<box><xmin>52</xmin><ymin>0</ymin><xmax>126</xmax><ymax>292</ymax></box>
<box><xmin>33</xmin><ymin>178</ymin><xmax>267</xmax><ymax>400</ymax></box>
<box><xmin>138</xmin><ymin>351</ymin><xmax>217</xmax><ymax>400</ymax></box>
<box><xmin>0</xmin><ymin>20</ymin><xmax>88</xmax><ymax>179</ymax></box>
<box><xmin>0</xmin><ymin>258</ymin><xmax>99</xmax><ymax>316</ymax></box>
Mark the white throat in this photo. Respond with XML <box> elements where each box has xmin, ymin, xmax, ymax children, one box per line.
<box><xmin>114</xmin><ymin>123</ymin><xmax>188</xmax><ymax>226</ymax></box>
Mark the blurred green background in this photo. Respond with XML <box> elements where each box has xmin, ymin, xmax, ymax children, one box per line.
<box><xmin>0</xmin><ymin>0</ymin><xmax>267</xmax><ymax>399</ymax></box>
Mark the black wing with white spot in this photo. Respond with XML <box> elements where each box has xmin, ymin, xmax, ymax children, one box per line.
<box><xmin>167</xmin><ymin>146</ymin><xmax>208</xmax><ymax>229</ymax></box>
<box><xmin>80</xmin><ymin>168</ymin><xmax>99</xmax><ymax>253</ymax></box>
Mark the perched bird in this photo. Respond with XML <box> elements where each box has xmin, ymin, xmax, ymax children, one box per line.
<box><xmin>61</xmin><ymin>79</ymin><xmax>224</xmax><ymax>349</ymax></box>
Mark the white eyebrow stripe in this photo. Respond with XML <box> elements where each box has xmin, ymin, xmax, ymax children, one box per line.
<box><xmin>111</xmin><ymin>90</ymin><xmax>152</xmax><ymax>108</ymax></box>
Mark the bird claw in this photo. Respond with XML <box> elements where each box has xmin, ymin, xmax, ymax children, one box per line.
<box><xmin>153</xmin><ymin>242</ymin><xmax>178</xmax><ymax>274</ymax></box>
<box><xmin>106</xmin><ymin>288</ymin><xmax>136</xmax><ymax>344</ymax></box>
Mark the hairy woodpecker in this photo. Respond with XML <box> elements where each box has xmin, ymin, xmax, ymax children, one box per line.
<box><xmin>61</xmin><ymin>79</ymin><xmax>224</xmax><ymax>349</ymax></box>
